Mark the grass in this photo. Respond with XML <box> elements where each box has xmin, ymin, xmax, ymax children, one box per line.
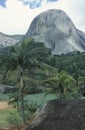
<box><xmin>0</xmin><ymin>108</ymin><xmax>22</xmax><ymax>128</ymax></box>
<box><xmin>0</xmin><ymin>93</ymin><xmax>56</xmax><ymax>128</ymax></box>
<box><xmin>0</xmin><ymin>109</ymin><xmax>9</xmax><ymax>127</ymax></box>
<box><xmin>0</xmin><ymin>108</ymin><xmax>15</xmax><ymax>128</ymax></box>
<box><xmin>25</xmin><ymin>93</ymin><xmax>56</xmax><ymax>105</ymax></box>
<box><xmin>0</xmin><ymin>93</ymin><xmax>10</xmax><ymax>101</ymax></box>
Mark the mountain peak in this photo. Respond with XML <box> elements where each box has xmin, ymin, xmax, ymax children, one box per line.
<box><xmin>25</xmin><ymin>9</ymin><xmax>85</xmax><ymax>55</ymax></box>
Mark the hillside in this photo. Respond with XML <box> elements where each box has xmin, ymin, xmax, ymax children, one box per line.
<box><xmin>0</xmin><ymin>32</ymin><xmax>23</xmax><ymax>48</ymax></box>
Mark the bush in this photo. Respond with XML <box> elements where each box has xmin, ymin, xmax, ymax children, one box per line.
<box><xmin>7</xmin><ymin>111</ymin><xmax>22</xmax><ymax>129</ymax></box>
<box><xmin>23</xmin><ymin>102</ymin><xmax>40</xmax><ymax>121</ymax></box>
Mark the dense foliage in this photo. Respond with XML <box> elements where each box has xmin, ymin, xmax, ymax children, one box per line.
<box><xmin>0</xmin><ymin>38</ymin><xmax>85</xmax><ymax>124</ymax></box>
<box><xmin>0</xmin><ymin>39</ymin><xmax>85</xmax><ymax>96</ymax></box>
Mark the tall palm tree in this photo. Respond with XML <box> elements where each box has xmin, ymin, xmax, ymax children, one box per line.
<box><xmin>0</xmin><ymin>38</ymin><xmax>53</xmax><ymax>124</ymax></box>
<box><xmin>0</xmin><ymin>38</ymin><xmax>38</xmax><ymax>124</ymax></box>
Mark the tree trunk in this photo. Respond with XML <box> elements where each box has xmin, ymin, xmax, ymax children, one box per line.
<box><xmin>19</xmin><ymin>78</ymin><xmax>27</xmax><ymax>125</ymax></box>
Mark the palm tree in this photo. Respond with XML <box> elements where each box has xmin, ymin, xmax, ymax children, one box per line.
<box><xmin>43</xmin><ymin>70</ymin><xmax>78</xmax><ymax>99</ymax></box>
<box><xmin>0</xmin><ymin>38</ymin><xmax>37</xmax><ymax>124</ymax></box>
<box><xmin>0</xmin><ymin>38</ymin><xmax>52</xmax><ymax>124</ymax></box>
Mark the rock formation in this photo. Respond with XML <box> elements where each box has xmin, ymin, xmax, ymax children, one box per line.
<box><xmin>25</xmin><ymin>9</ymin><xmax>85</xmax><ymax>55</ymax></box>
<box><xmin>0</xmin><ymin>84</ymin><xmax>18</xmax><ymax>93</ymax></box>
<box><xmin>25</xmin><ymin>99</ymin><xmax>85</xmax><ymax>130</ymax></box>
<box><xmin>0</xmin><ymin>32</ymin><xmax>23</xmax><ymax>48</ymax></box>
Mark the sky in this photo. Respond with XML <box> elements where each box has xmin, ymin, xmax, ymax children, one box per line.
<box><xmin>0</xmin><ymin>0</ymin><xmax>85</xmax><ymax>35</ymax></box>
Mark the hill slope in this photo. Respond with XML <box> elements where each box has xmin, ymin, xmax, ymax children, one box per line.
<box><xmin>0</xmin><ymin>32</ymin><xmax>23</xmax><ymax>48</ymax></box>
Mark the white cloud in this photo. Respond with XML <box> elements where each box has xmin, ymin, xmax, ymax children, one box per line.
<box><xmin>0</xmin><ymin>0</ymin><xmax>85</xmax><ymax>35</ymax></box>
<box><xmin>0</xmin><ymin>0</ymin><xmax>31</xmax><ymax>34</ymax></box>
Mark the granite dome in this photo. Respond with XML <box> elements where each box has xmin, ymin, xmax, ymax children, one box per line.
<box><xmin>25</xmin><ymin>9</ymin><xmax>85</xmax><ymax>55</ymax></box>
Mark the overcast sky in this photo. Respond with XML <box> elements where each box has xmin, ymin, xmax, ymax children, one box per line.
<box><xmin>0</xmin><ymin>0</ymin><xmax>85</xmax><ymax>35</ymax></box>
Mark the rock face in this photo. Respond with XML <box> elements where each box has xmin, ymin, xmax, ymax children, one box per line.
<box><xmin>25</xmin><ymin>99</ymin><xmax>85</xmax><ymax>130</ymax></box>
<box><xmin>0</xmin><ymin>84</ymin><xmax>18</xmax><ymax>93</ymax></box>
<box><xmin>25</xmin><ymin>9</ymin><xmax>85</xmax><ymax>55</ymax></box>
<box><xmin>0</xmin><ymin>32</ymin><xmax>23</xmax><ymax>48</ymax></box>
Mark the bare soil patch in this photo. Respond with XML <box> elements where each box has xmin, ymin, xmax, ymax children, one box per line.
<box><xmin>0</xmin><ymin>101</ymin><xmax>9</xmax><ymax>109</ymax></box>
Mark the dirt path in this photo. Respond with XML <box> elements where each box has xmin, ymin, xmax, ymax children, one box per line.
<box><xmin>0</xmin><ymin>101</ymin><xmax>9</xmax><ymax>109</ymax></box>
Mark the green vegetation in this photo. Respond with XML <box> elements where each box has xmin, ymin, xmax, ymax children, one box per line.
<box><xmin>0</xmin><ymin>93</ymin><xmax>55</xmax><ymax>128</ymax></box>
<box><xmin>0</xmin><ymin>107</ymin><xmax>22</xmax><ymax>128</ymax></box>
<box><xmin>43</xmin><ymin>70</ymin><xmax>78</xmax><ymax>98</ymax></box>
<box><xmin>0</xmin><ymin>108</ymin><xmax>10</xmax><ymax>128</ymax></box>
<box><xmin>0</xmin><ymin>93</ymin><xmax>10</xmax><ymax>101</ymax></box>
<box><xmin>0</xmin><ymin>38</ymin><xmax>85</xmax><ymax>128</ymax></box>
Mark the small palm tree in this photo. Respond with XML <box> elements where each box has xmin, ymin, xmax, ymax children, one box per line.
<box><xmin>43</xmin><ymin>71</ymin><xmax>78</xmax><ymax>99</ymax></box>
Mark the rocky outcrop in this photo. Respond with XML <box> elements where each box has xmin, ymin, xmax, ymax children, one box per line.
<box><xmin>0</xmin><ymin>84</ymin><xmax>18</xmax><ymax>93</ymax></box>
<box><xmin>0</xmin><ymin>32</ymin><xmax>23</xmax><ymax>48</ymax></box>
<box><xmin>25</xmin><ymin>9</ymin><xmax>85</xmax><ymax>55</ymax></box>
<box><xmin>25</xmin><ymin>99</ymin><xmax>85</xmax><ymax>130</ymax></box>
